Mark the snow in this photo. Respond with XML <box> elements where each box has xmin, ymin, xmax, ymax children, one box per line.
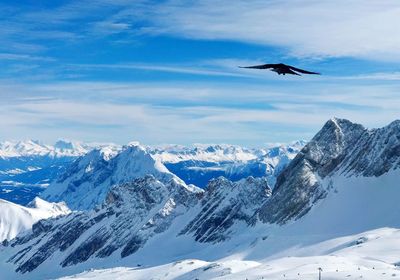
<box><xmin>0</xmin><ymin>139</ymin><xmax>119</xmax><ymax>159</ymax></box>
<box><xmin>0</xmin><ymin>197</ymin><xmax>70</xmax><ymax>241</ymax></box>
<box><xmin>150</xmin><ymin>144</ymin><xmax>259</xmax><ymax>163</ymax></box>
<box><xmin>41</xmin><ymin>144</ymin><xmax>188</xmax><ymax>210</ymax></box>
<box><xmin>1</xmin><ymin>118</ymin><xmax>400</xmax><ymax>280</ymax></box>
<box><xmin>56</xmin><ymin>227</ymin><xmax>400</xmax><ymax>280</ymax></box>
<box><xmin>21</xmin><ymin>168</ymin><xmax>400</xmax><ymax>280</ymax></box>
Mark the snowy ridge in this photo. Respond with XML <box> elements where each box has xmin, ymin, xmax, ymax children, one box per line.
<box><xmin>41</xmin><ymin>143</ymin><xmax>183</xmax><ymax>210</ymax></box>
<box><xmin>149</xmin><ymin>144</ymin><xmax>260</xmax><ymax>163</ymax></box>
<box><xmin>259</xmin><ymin>118</ymin><xmax>400</xmax><ymax>224</ymax></box>
<box><xmin>0</xmin><ymin>197</ymin><xmax>70</xmax><ymax>242</ymax></box>
<box><xmin>6</xmin><ymin>175</ymin><xmax>201</xmax><ymax>274</ymax></box>
<box><xmin>152</xmin><ymin>142</ymin><xmax>304</xmax><ymax>188</ymax></box>
<box><xmin>0</xmin><ymin>140</ymin><xmax>94</xmax><ymax>158</ymax></box>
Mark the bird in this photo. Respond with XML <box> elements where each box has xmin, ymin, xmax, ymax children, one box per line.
<box><xmin>239</xmin><ymin>63</ymin><xmax>320</xmax><ymax>76</ymax></box>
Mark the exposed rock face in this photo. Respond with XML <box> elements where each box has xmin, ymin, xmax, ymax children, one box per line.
<box><xmin>8</xmin><ymin>175</ymin><xmax>201</xmax><ymax>273</ymax></box>
<box><xmin>181</xmin><ymin>176</ymin><xmax>271</xmax><ymax>243</ymax></box>
<box><xmin>41</xmin><ymin>144</ymin><xmax>179</xmax><ymax>210</ymax></box>
<box><xmin>258</xmin><ymin>118</ymin><xmax>400</xmax><ymax>224</ymax></box>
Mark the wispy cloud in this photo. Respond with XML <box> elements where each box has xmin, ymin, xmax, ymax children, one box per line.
<box><xmin>0</xmin><ymin>53</ymin><xmax>55</xmax><ymax>62</ymax></box>
<box><xmin>3</xmin><ymin>1</ymin><xmax>400</xmax><ymax>61</ymax></box>
<box><xmin>69</xmin><ymin>62</ymin><xmax>256</xmax><ymax>78</ymax></box>
<box><xmin>130</xmin><ymin>0</ymin><xmax>400</xmax><ymax>61</ymax></box>
<box><xmin>1</xmin><ymin>79</ymin><xmax>399</xmax><ymax>145</ymax></box>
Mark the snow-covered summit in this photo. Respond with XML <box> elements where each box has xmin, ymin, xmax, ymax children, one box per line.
<box><xmin>258</xmin><ymin>117</ymin><xmax>400</xmax><ymax>225</ymax></box>
<box><xmin>149</xmin><ymin>143</ymin><xmax>259</xmax><ymax>163</ymax></box>
<box><xmin>0</xmin><ymin>140</ymin><xmax>87</xmax><ymax>158</ymax></box>
<box><xmin>41</xmin><ymin>144</ymin><xmax>186</xmax><ymax>210</ymax></box>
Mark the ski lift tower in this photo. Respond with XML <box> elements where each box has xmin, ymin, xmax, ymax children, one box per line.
<box><xmin>318</xmin><ymin>267</ymin><xmax>323</xmax><ymax>280</ymax></box>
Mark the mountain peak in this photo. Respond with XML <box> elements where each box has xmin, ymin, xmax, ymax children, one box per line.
<box><xmin>42</xmin><ymin>142</ymin><xmax>182</xmax><ymax>210</ymax></box>
<box><xmin>259</xmin><ymin>118</ymin><xmax>400</xmax><ymax>225</ymax></box>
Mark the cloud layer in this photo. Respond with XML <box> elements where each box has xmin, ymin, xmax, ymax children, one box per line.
<box><xmin>1</xmin><ymin>80</ymin><xmax>399</xmax><ymax>145</ymax></box>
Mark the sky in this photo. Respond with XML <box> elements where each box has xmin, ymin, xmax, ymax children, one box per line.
<box><xmin>1</xmin><ymin>0</ymin><xmax>400</xmax><ymax>146</ymax></box>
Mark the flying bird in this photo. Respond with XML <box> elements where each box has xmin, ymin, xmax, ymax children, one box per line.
<box><xmin>239</xmin><ymin>63</ymin><xmax>320</xmax><ymax>76</ymax></box>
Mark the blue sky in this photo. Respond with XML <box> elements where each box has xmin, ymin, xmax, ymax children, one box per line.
<box><xmin>1</xmin><ymin>0</ymin><xmax>400</xmax><ymax>146</ymax></box>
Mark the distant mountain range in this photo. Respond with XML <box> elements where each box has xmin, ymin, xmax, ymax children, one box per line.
<box><xmin>1</xmin><ymin>118</ymin><xmax>400</xmax><ymax>280</ymax></box>
<box><xmin>0</xmin><ymin>140</ymin><xmax>115</xmax><ymax>205</ymax></box>
<box><xmin>0</xmin><ymin>139</ymin><xmax>303</xmax><ymax>206</ymax></box>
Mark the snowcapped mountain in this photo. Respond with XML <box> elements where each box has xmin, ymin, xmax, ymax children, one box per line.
<box><xmin>6</xmin><ymin>175</ymin><xmax>202</xmax><ymax>274</ymax></box>
<box><xmin>0</xmin><ymin>197</ymin><xmax>70</xmax><ymax>242</ymax></box>
<box><xmin>1</xmin><ymin>174</ymin><xmax>270</xmax><ymax>277</ymax></box>
<box><xmin>0</xmin><ymin>140</ymin><xmax>118</xmax><ymax>205</ymax></box>
<box><xmin>41</xmin><ymin>143</ymin><xmax>181</xmax><ymax>210</ymax></box>
<box><xmin>1</xmin><ymin>118</ymin><xmax>400</xmax><ymax>279</ymax></box>
<box><xmin>0</xmin><ymin>140</ymin><xmax>302</xmax><ymax>207</ymax></box>
<box><xmin>149</xmin><ymin>144</ymin><xmax>260</xmax><ymax>163</ymax></box>
<box><xmin>258</xmin><ymin>118</ymin><xmax>400</xmax><ymax>225</ymax></box>
<box><xmin>150</xmin><ymin>142</ymin><xmax>304</xmax><ymax>188</ymax></box>
<box><xmin>0</xmin><ymin>139</ymin><xmax>92</xmax><ymax>159</ymax></box>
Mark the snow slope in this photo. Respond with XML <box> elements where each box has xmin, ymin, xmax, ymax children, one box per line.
<box><xmin>57</xmin><ymin>227</ymin><xmax>400</xmax><ymax>280</ymax></box>
<box><xmin>0</xmin><ymin>197</ymin><xmax>70</xmax><ymax>242</ymax></box>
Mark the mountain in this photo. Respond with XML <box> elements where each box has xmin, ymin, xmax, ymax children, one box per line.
<box><xmin>180</xmin><ymin>176</ymin><xmax>271</xmax><ymax>243</ymax></box>
<box><xmin>6</xmin><ymin>175</ymin><xmax>202</xmax><ymax>274</ymax></box>
<box><xmin>150</xmin><ymin>142</ymin><xmax>304</xmax><ymax>188</ymax></box>
<box><xmin>41</xmin><ymin>143</ymin><xmax>181</xmax><ymax>210</ymax></box>
<box><xmin>0</xmin><ymin>140</ymin><xmax>302</xmax><ymax>207</ymax></box>
<box><xmin>0</xmin><ymin>139</ymin><xmax>92</xmax><ymax>158</ymax></box>
<box><xmin>258</xmin><ymin>118</ymin><xmax>400</xmax><ymax>226</ymax></box>
<box><xmin>1</xmin><ymin>175</ymin><xmax>270</xmax><ymax>277</ymax></box>
<box><xmin>1</xmin><ymin>118</ymin><xmax>400</xmax><ymax>279</ymax></box>
<box><xmin>0</xmin><ymin>197</ymin><xmax>70</xmax><ymax>242</ymax></box>
<box><xmin>0</xmin><ymin>140</ymin><xmax>117</xmax><ymax>205</ymax></box>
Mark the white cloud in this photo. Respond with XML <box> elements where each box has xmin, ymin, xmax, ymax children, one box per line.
<box><xmin>1</xmin><ymin>80</ymin><xmax>400</xmax><ymax>145</ymax></box>
<box><xmin>0</xmin><ymin>53</ymin><xmax>55</xmax><ymax>62</ymax></box>
<box><xmin>137</xmin><ymin>0</ymin><xmax>400</xmax><ymax>60</ymax></box>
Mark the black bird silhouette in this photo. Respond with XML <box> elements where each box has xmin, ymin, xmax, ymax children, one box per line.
<box><xmin>239</xmin><ymin>63</ymin><xmax>320</xmax><ymax>76</ymax></box>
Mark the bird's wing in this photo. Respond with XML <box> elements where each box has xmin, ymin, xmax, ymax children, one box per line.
<box><xmin>285</xmin><ymin>69</ymin><xmax>301</xmax><ymax>76</ymax></box>
<box><xmin>288</xmin><ymin>65</ymin><xmax>320</xmax><ymax>75</ymax></box>
<box><xmin>238</xmin><ymin>64</ymin><xmax>277</xmax><ymax>69</ymax></box>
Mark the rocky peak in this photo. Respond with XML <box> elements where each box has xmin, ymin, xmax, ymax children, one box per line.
<box><xmin>259</xmin><ymin>118</ymin><xmax>400</xmax><ymax>225</ymax></box>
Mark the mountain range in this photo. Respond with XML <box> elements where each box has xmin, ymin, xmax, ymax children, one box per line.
<box><xmin>0</xmin><ymin>118</ymin><xmax>400</xmax><ymax>279</ymax></box>
<box><xmin>0</xmin><ymin>140</ymin><xmax>108</xmax><ymax>205</ymax></box>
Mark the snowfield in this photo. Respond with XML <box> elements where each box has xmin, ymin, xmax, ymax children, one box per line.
<box><xmin>56</xmin><ymin>228</ymin><xmax>400</xmax><ymax>280</ymax></box>
<box><xmin>0</xmin><ymin>197</ymin><xmax>70</xmax><ymax>241</ymax></box>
